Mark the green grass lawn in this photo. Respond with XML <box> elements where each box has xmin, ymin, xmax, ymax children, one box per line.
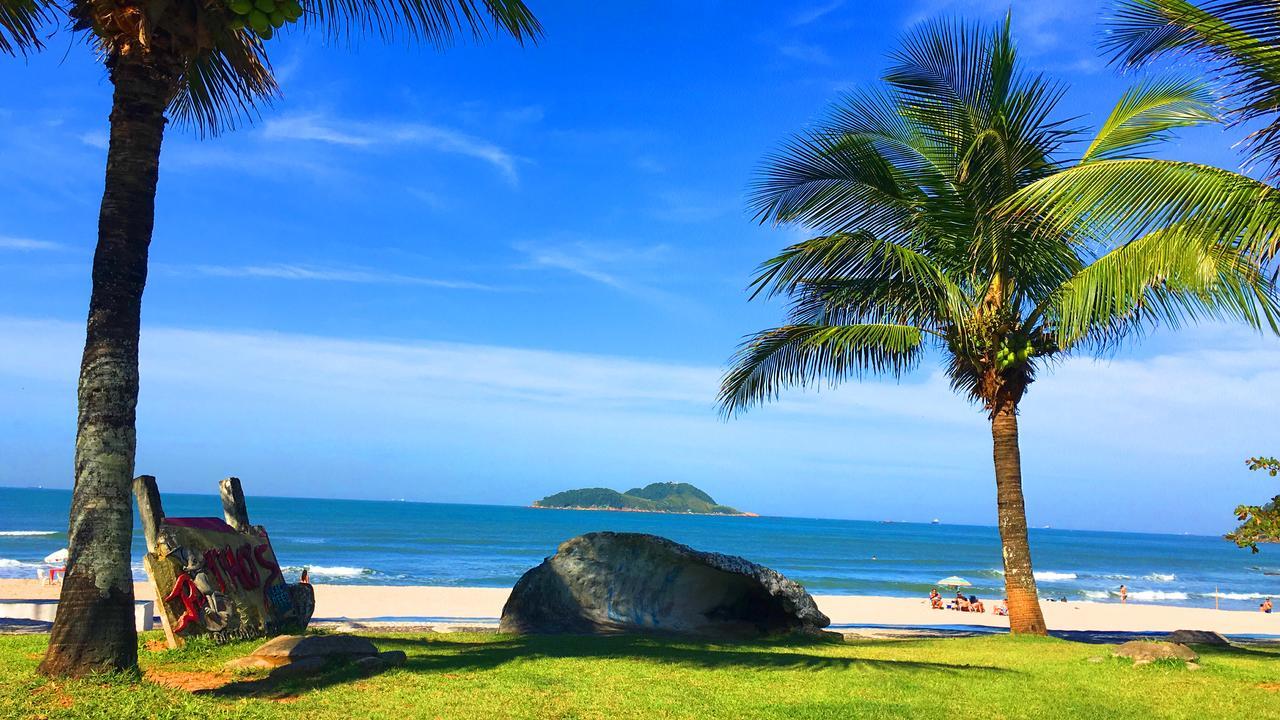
<box><xmin>1</xmin><ymin>631</ymin><xmax>1277</xmax><ymax>719</ymax></box>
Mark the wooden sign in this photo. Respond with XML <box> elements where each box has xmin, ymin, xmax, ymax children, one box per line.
<box><xmin>135</xmin><ymin>476</ymin><xmax>314</xmax><ymax>647</ymax></box>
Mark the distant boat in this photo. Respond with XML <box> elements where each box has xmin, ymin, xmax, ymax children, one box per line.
<box><xmin>931</xmin><ymin>518</ymin><xmax>940</xmax><ymax>525</ymax></box>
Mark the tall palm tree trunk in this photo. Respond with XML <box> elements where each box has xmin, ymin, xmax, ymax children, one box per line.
<box><xmin>39</xmin><ymin>52</ymin><xmax>177</xmax><ymax>677</ymax></box>
<box><xmin>991</xmin><ymin>402</ymin><xmax>1048</xmax><ymax>635</ymax></box>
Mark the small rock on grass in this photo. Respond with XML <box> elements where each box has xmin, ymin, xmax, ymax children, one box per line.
<box><xmin>225</xmin><ymin>655</ymin><xmax>289</xmax><ymax>671</ymax></box>
<box><xmin>268</xmin><ymin>656</ymin><xmax>326</xmax><ymax>679</ymax></box>
<box><xmin>252</xmin><ymin>634</ymin><xmax>379</xmax><ymax>660</ymax></box>
<box><xmin>1112</xmin><ymin>641</ymin><xmax>1198</xmax><ymax>666</ymax></box>
<box><xmin>378</xmin><ymin>650</ymin><xmax>407</xmax><ymax>666</ymax></box>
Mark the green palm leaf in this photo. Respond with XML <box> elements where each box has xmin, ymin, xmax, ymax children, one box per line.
<box><xmin>0</xmin><ymin>0</ymin><xmax>54</xmax><ymax>55</ymax></box>
<box><xmin>1082</xmin><ymin>76</ymin><xmax>1218</xmax><ymax>162</ymax></box>
<box><xmin>1043</xmin><ymin>226</ymin><xmax>1280</xmax><ymax>349</ymax></box>
<box><xmin>719</xmin><ymin>323</ymin><xmax>927</xmax><ymax>416</ymax></box>
<box><xmin>1105</xmin><ymin>0</ymin><xmax>1280</xmax><ymax>177</ymax></box>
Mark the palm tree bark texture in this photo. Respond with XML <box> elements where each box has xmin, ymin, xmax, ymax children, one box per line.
<box><xmin>39</xmin><ymin>49</ymin><xmax>181</xmax><ymax>676</ymax></box>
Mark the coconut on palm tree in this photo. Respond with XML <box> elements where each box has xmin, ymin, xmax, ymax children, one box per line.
<box><xmin>0</xmin><ymin>0</ymin><xmax>540</xmax><ymax>677</ymax></box>
<box><xmin>720</xmin><ymin>17</ymin><xmax>1279</xmax><ymax>635</ymax></box>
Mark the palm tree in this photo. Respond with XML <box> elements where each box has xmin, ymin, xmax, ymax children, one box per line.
<box><xmin>1</xmin><ymin>0</ymin><xmax>540</xmax><ymax>677</ymax></box>
<box><xmin>719</xmin><ymin>17</ymin><xmax>1279</xmax><ymax>635</ymax></box>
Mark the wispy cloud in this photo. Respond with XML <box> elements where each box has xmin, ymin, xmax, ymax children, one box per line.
<box><xmin>789</xmin><ymin>0</ymin><xmax>845</xmax><ymax>27</ymax></box>
<box><xmin>652</xmin><ymin>190</ymin><xmax>731</xmax><ymax>223</ymax></box>
<box><xmin>514</xmin><ymin>240</ymin><xmax>699</xmax><ymax>313</ymax></box>
<box><xmin>904</xmin><ymin>0</ymin><xmax>1098</xmax><ymax>53</ymax></box>
<box><xmin>0</xmin><ymin>236</ymin><xmax>63</xmax><ymax>251</ymax></box>
<box><xmin>77</xmin><ymin>131</ymin><xmax>108</xmax><ymax>150</ymax></box>
<box><xmin>777</xmin><ymin>42</ymin><xmax>833</xmax><ymax>65</ymax></box>
<box><xmin>169</xmin><ymin>263</ymin><xmax>498</xmax><ymax>291</ymax></box>
<box><xmin>262</xmin><ymin>114</ymin><xmax>520</xmax><ymax>184</ymax></box>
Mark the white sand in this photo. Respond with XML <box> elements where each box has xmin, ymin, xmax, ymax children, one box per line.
<box><xmin>4</xmin><ymin>580</ymin><xmax>1276</xmax><ymax>635</ymax></box>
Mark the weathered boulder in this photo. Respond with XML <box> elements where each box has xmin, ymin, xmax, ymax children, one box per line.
<box><xmin>250</xmin><ymin>634</ymin><xmax>379</xmax><ymax>660</ymax></box>
<box><xmin>288</xmin><ymin>583</ymin><xmax>316</xmax><ymax>628</ymax></box>
<box><xmin>499</xmin><ymin>532</ymin><xmax>829</xmax><ymax>637</ymax></box>
<box><xmin>1112</xmin><ymin>641</ymin><xmax>1198</xmax><ymax>666</ymax></box>
<box><xmin>1167</xmin><ymin>629</ymin><xmax>1231</xmax><ymax>646</ymax></box>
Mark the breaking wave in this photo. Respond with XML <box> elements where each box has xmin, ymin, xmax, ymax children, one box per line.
<box><xmin>1203</xmin><ymin>592</ymin><xmax>1270</xmax><ymax>600</ymax></box>
<box><xmin>1126</xmin><ymin>590</ymin><xmax>1188</xmax><ymax>601</ymax></box>
<box><xmin>0</xmin><ymin>530</ymin><xmax>58</xmax><ymax>536</ymax></box>
<box><xmin>1034</xmin><ymin>571</ymin><xmax>1077</xmax><ymax>581</ymax></box>
<box><xmin>1144</xmin><ymin>573</ymin><xmax>1176</xmax><ymax>582</ymax></box>
<box><xmin>286</xmin><ymin>565</ymin><xmax>372</xmax><ymax>578</ymax></box>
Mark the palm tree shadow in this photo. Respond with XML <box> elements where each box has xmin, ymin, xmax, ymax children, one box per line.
<box><xmin>385</xmin><ymin>633</ymin><xmax>1012</xmax><ymax>674</ymax></box>
<box><xmin>198</xmin><ymin>633</ymin><xmax>1010</xmax><ymax>699</ymax></box>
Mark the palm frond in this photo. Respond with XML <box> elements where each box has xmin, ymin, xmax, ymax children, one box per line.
<box><xmin>1104</xmin><ymin>0</ymin><xmax>1280</xmax><ymax>176</ymax></box>
<box><xmin>171</xmin><ymin>35</ymin><xmax>280</xmax><ymax>137</ymax></box>
<box><xmin>718</xmin><ymin>323</ymin><xmax>926</xmax><ymax>416</ymax></box>
<box><xmin>1002</xmin><ymin>158</ymin><xmax>1280</xmax><ymax>258</ymax></box>
<box><xmin>1042</xmin><ymin>224</ymin><xmax>1280</xmax><ymax>349</ymax></box>
<box><xmin>1082</xmin><ymin>75</ymin><xmax>1218</xmax><ymax>162</ymax></box>
<box><xmin>306</xmin><ymin>0</ymin><xmax>541</xmax><ymax>46</ymax></box>
<box><xmin>0</xmin><ymin>0</ymin><xmax>55</xmax><ymax>56</ymax></box>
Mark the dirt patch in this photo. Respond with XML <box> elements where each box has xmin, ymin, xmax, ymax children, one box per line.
<box><xmin>144</xmin><ymin>639</ymin><xmax>169</xmax><ymax>653</ymax></box>
<box><xmin>145</xmin><ymin>669</ymin><xmax>232</xmax><ymax>692</ymax></box>
<box><xmin>1259</xmin><ymin>682</ymin><xmax>1280</xmax><ymax>692</ymax></box>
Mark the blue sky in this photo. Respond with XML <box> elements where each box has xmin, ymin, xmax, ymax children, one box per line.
<box><xmin>0</xmin><ymin>1</ymin><xmax>1275</xmax><ymax>535</ymax></box>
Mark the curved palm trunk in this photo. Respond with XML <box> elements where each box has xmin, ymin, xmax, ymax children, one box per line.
<box><xmin>39</xmin><ymin>53</ymin><xmax>175</xmax><ymax>677</ymax></box>
<box><xmin>991</xmin><ymin>402</ymin><xmax>1047</xmax><ymax>635</ymax></box>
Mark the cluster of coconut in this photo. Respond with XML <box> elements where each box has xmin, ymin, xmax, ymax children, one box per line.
<box><xmin>226</xmin><ymin>0</ymin><xmax>304</xmax><ymax>39</ymax></box>
<box><xmin>994</xmin><ymin>336</ymin><xmax>1035</xmax><ymax>370</ymax></box>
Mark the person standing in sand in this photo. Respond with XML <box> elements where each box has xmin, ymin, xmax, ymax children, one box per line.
<box><xmin>1261</xmin><ymin>598</ymin><xmax>1272</xmax><ymax>614</ymax></box>
<box><xmin>1119</xmin><ymin>584</ymin><xmax>1127</xmax><ymax>604</ymax></box>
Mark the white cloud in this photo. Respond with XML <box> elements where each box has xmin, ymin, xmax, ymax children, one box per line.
<box><xmin>77</xmin><ymin>131</ymin><xmax>108</xmax><ymax>150</ymax></box>
<box><xmin>514</xmin><ymin>240</ymin><xmax>698</xmax><ymax>312</ymax></box>
<box><xmin>1</xmin><ymin>316</ymin><xmax>1275</xmax><ymax>532</ymax></box>
<box><xmin>790</xmin><ymin>1</ymin><xmax>845</xmax><ymax>27</ymax></box>
<box><xmin>0</xmin><ymin>236</ymin><xmax>63</xmax><ymax>251</ymax></box>
<box><xmin>777</xmin><ymin>42</ymin><xmax>834</xmax><ymax>65</ymax></box>
<box><xmin>262</xmin><ymin>114</ymin><xmax>520</xmax><ymax>184</ymax></box>
<box><xmin>168</xmin><ymin>263</ymin><xmax>497</xmax><ymax>291</ymax></box>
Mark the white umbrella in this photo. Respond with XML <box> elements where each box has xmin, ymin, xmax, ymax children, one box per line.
<box><xmin>938</xmin><ymin>575</ymin><xmax>971</xmax><ymax>588</ymax></box>
<box><xmin>43</xmin><ymin>548</ymin><xmax>68</xmax><ymax>564</ymax></box>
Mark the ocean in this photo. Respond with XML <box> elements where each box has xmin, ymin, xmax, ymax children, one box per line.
<box><xmin>1</xmin><ymin>487</ymin><xmax>1277</xmax><ymax>611</ymax></box>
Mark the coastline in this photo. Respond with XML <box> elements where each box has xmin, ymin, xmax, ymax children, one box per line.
<box><xmin>3</xmin><ymin>579</ymin><xmax>1276</xmax><ymax>635</ymax></box>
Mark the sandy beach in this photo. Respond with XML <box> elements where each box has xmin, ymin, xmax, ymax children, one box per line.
<box><xmin>3</xmin><ymin>579</ymin><xmax>1277</xmax><ymax>635</ymax></box>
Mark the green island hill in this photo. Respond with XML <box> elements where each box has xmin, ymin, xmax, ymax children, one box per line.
<box><xmin>532</xmin><ymin>482</ymin><xmax>755</xmax><ymax>516</ymax></box>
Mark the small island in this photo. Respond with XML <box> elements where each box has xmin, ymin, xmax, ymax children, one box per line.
<box><xmin>533</xmin><ymin>482</ymin><xmax>755</xmax><ymax>516</ymax></box>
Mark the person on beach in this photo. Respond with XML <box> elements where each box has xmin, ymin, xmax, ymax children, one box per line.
<box><xmin>1119</xmin><ymin>584</ymin><xmax>1127</xmax><ymax>604</ymax></box>
<box><xmin>969</xmin><ymin>595</ymin><xmax>985</xmax><ymax>613</ymax></box>
<box><xmin>953</xmin><ymin>591</ymin><xmax>970</xmax><ymax>611</ymax></box>
<box><xmin>1262</xmin><ymin>598</ymin><xmax>1273</xmax><ymax>614</ymax></box>
<box><xmin>929</xmin><ymin>589</ymin><xmax>943</xmax><ymax>609</ymax></box>
<box><xmin>994</xmin><ymin>598</ymin><xmax>1008</xmax><ymax>616</ymax></box>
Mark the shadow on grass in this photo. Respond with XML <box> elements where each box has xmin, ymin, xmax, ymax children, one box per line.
<box><xmin>198</xmin><ymin>633</ymin><xmax>1010</xmax><ymax>699</ymax></box>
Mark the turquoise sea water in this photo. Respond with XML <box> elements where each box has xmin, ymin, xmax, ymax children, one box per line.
<box><xmin>2</xmin><ymin>487</ymin><xmax>1277</xmax><ymax>611</ymax></box>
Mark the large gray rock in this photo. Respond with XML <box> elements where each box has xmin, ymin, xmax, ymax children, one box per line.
<box><xmin>499</xmin><ymin>532</ymin><xmax>830</xmax><ymax>637</ymax></box>
<box><xmin>1112</xmin><ymin>640</ymin><xmax>1198</xmax><ymax>665</ymax></box>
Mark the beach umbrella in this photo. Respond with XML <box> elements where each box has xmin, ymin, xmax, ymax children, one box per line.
<box><xmin>938</xmin><ymin>576</ymin><xmax>971</xmax><ymax>588</ymax></box>
<box><xmin>43</xmin><ymin>548</ymin><xmax>68</xmax><ymax>564</ymax></box>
